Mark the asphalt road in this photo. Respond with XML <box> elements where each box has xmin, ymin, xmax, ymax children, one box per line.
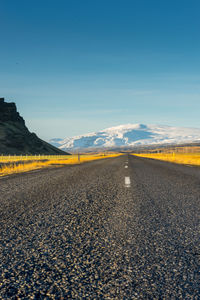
<box><xmin>0</xmin><ymin>155</ymin><xmax>200</xmax><ymax>299</ymax></box>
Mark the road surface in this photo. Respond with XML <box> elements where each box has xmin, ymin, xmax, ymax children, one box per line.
<box><xmin>0</xmin><ymin>155</ymin><xmax>200</xmax><ymax>299</ymax></box>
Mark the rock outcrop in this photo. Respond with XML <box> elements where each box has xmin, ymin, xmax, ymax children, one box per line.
<box><xmin>0</xmin><ymin>98</ymin><xmax>25</xmax><ymax>124</ymax></box>
<box><xmin>0</xmin><ymin>98</ymin><xmax>68</xmax><ymax>155</ymax></box>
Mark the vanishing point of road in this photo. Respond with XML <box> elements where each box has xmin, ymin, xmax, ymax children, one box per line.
<box><xmin>0</xmin><ymin>155</ymin><xmax>200</xmax><ymax>299</ymax></box>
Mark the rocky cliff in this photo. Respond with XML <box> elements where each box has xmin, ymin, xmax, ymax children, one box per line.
<box><xmin>0</xmin><ymin>98</ymin><xmax>68</xmax><ymax>155</ymax></box>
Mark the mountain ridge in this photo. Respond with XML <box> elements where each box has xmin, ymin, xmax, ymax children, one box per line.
<box><xmin>0</xmin><ymin>98</ymin><xmax>68</xmax><ymax>155</ymax></box>
<box><xmin>50</xmin><ymin>123</ymin><xmax>200</xmax><ymax>151</ymax></box>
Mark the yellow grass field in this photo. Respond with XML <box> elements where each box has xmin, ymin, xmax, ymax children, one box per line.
<box><xmin>134</xmin><ymin>152</ymin><xmax>200</xmax><ymax>166</ymax></box>
<box><xmin>0</xmin><ymin>153</ymin><xmax>121</xmax><ymax>176</ymax></box>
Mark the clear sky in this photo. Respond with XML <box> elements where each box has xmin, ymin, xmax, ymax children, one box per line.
<box><xmin>1</xmin><ymin>0</ymin><xmax>200</xmax><ymax>140</ymax></box>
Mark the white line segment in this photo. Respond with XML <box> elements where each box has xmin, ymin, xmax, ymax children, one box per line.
<box><xmin>125</xmin><ymin>176</ymin><xmax>131</xmax><ymax>187</ymax></box>
<box><xmin>125</xmin><ymin>165</ymin><xmax>128</xmax><ymax>168</ymax></box>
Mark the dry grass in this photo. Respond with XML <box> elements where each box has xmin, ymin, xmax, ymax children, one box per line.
<box><xmin>134</xmin><ymin>153</ymin><xmax>200</xmax><ymax>166</ymax></box>
<box><xmin>0</xmin><ymin>153</ymin><xmax>121</xmax><ymax>176</ymax></box>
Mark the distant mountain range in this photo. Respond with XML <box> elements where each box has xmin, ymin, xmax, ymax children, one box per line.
<box><xmin>50</xmin><ymin>123</ymin><xmax>200</xmax><ymax>151</ymax></box>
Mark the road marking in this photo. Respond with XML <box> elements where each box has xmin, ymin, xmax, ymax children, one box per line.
<box><xmin>125</xmin><ymin>165</ymin><xmax>128</xmax><ymax>168</ymax></box>
<box><xmin>125</xmin><ymin>176</ymin><xmax>131</xmax><ymax>187</ymax></box>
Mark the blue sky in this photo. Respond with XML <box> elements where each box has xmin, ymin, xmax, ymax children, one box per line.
<box><xmin>1</xmin><ymin>0</ymin><xmax>200</xmax><ymax>140</ymax></box>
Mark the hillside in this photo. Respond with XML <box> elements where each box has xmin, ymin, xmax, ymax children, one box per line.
<box><xmin>0</xmin><ymin>98</ymin><xmax>67</xmax><ymax>155</ymax></box>
<box><xmin>50</xmin><ymin>123</ymin><xmax>200</xmax><ymax>151</ymax></box>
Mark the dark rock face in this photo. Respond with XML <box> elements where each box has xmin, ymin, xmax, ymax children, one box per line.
<box><xmin>0</xmin><ymin>98</ymin><xmax>25</xmax><ymax>124</ymax></box>
<box><xmin>0</xmin><ymin>98</ymin><xmax>68</xmax><ymax>155</ymax></box>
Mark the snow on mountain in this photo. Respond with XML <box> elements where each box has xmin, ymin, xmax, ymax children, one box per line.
<box><xmin>49</xmin><ymin>138</ymin><xmax>63</xmax><ymax>148</ymax></box>
<box><xmin>50</xmin><ymin>124</ymin><xmax>200</xmax><ymax>150</ymax></box>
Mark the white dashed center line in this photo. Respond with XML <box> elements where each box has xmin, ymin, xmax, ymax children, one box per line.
<box><xmin>125</xmin><ymin>165</ymin><xmax>128</xmax><ymax>168</ymax></box>
<box><xmin>125</xmin><ymin>176</ymin><xmax>131</xmax><ymax>187</ymax></box>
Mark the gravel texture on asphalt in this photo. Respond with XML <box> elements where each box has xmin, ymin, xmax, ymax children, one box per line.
<box><xmin>0</xmin><ymin>155</ymin><xmax>200</xmax><ymax>299</ymax></box>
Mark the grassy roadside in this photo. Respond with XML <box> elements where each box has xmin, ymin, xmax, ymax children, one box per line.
<box><xmin>133</xmin><ymin>153</ymin><xmax>200</xmax><ymax>166</ymax></box>
<box><xmin>0</xmin><ymin>153</ymin><xmax>121</xmax><ymax>176</ymax></box>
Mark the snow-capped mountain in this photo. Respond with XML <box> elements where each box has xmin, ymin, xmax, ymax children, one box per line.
<box><xmin>50</xmin><ymin>124</ymin><xmax>200</xmax><ymax>151</ymax></box>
